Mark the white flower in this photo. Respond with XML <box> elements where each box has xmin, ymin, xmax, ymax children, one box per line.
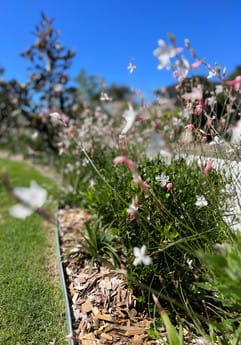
<box><xmin>155</xmin><ymin>172</ymin><xmax>170</xmax><ymax>187</ymax></box>
<box><xmin>31</xmin><ymin>131</ymin><xmax>39</xmax><ymax>140</ymax></box>
<box><xmin>173</xmin><ymin>56</ymin><xmax>190</xmax><ymax>81</ymax></box>
<box><xmin>127</xmin><ymin>61</ymin><xmax>136</xmax><ymax>73</ymax></box>
<box><xmin>195</xmin><ymin>195</ymin><xmax>208</xmax><ymax>207</ymax></box>
<box><xmin>215</xmin><ymin>85</ymin><xmax>223</xmax><ymax>94</ymax></box>
<box><xmin>9</xmin><ymin>181</ymin><xmax>47</xmax><ymax>219</ymax></box>
<box><xmin>133</xmin><ymin>245</ymin><xmax>152</xmax><ymax>266</ymax></box>
<box><xmin>186</xmin><ymin>258</ymin><xmax>193</xmax><ymax>270</ymax></box>
<box><xmin>100</xmin><ymin>92</ymin><xmax>112</xmax><ymax>102</ymax></box>
<box><xmin>121</xmin><ymin>103</ymin><xmax>136</xmax><ymax>134</ymax></box>
<box><xmin>54</xmin><ymin>83</ymin><xmax>64</xmax><ymax>93</ymax></box>
<box><xmin>209</xmin><ymin>135</ymin><xmax>224</xmax><ymax>146</ymax></box>
<box><xmin>207</xmin><ymin>70</ymin><xmax>216</xmax><ymax>79</ymax></box>
<box><xmin>222</xmin><ymin>184</ymin><xmax>236</xmax><ymax>196</ymax></box>
<box><xmin>231</xmin><ymin>120</ymin><xmax>241</xmax><ymax>144</ymax></box>
<box><xmin>153</xmin><ymin>39</ymin><xmax>182</xmax><ymax>70</ymax></box>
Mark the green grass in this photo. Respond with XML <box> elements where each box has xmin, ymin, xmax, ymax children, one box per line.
<box><xmin>0</xmin><ymin>158</ymin><xmax>67</xmax><ymax>345</ymax></box>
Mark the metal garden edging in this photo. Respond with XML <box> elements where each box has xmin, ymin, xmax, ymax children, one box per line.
<box><xmin>56</xmin><ymin>214</ymin><xmax>75</xmax><ymax>345</ymax></box>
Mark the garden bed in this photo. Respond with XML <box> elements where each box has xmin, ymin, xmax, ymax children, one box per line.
<box><xmin>57</xmin><ymin>208</ymin><xmax>210</xmax><ymax>345</ymax></box>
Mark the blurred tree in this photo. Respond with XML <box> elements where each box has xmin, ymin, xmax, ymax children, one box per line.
<box><xmin>226</xmin><ymin>65</ymin><xmax>241</xmax><ymax>80</ymax></box>
<box><xmin>106</xmin><ymin>84</ymin><xmax>131</xmax><ymax>101</ymax></box>
<box><xmin>75</xmin><ymin>68</ymin><xmax>104</xmax><ymax>106</ymax></box>
<box><xmin>20</xmin><ymin>11</ymin><xmax>78</xmax><ymax>116</ymax></box>
<box><xmin>0</xmin><ymin>69</ymin><xmax>30</xmax><ymax>135</ymax></box>
<box><xmin>75</xmin><ymin>69</ymin><xmax>132</xmax><ymax>111</ymax></box>
<box><xmin>17</xmin><ymin>12</ymin><xmax>80</xmax><ymax>152</ymax></box>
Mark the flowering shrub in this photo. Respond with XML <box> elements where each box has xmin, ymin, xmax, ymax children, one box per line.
<box><xmin>71</xmin><ymin>153</ymin><xmax>229</xmax><ymax>314</ymax></box>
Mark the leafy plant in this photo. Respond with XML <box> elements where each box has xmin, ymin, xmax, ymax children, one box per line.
<box><xmin>81</xmin><ymin>217</ymin><xmax>121</xmax><ymax>270</ymax></box>
<box><xmin>197</xmin><ymin>233</ymin><xmax>241</xmax><ymax>344</ymax></box>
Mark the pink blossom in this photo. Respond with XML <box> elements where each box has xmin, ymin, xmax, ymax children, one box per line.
<box><xmin>182</xmin><ymin>86</ymin><xmax>203</xmax><ymax>101</ymax></box>
<box><xmin>185</xmin><ymin>123</ymin><xmax>195</xmax><ymax>131</ymax></box>
<box><xmin>225</xmin><ymin>76</ymin><xmax>241</xmax><ymax>91</ymax></box>
<box><xmin>127</xmin><ymin>204</ymin><xmax>139</xmax><ymax>221</ymax></box>
<box><xmin>167</xmin><ymin>182</ymin><xmax>173</xmax><ymax>192</ymax></box>
<box><xmin>49</xmin><ymin>112</ymin><xmax>68</xmax><ymax>127</ymax></box>
<box><xmin>113</xmin><ymin>156</ymin><xmax>150</xmax><ymax>192</ymax></box>
<box><xmin>127</xmin><ymin>196</ymin><xmax>142</xmax><ymax>221</ymax></box>
<box><xmin>190</xmin><ymin>60</ymin><xmax>203</xmax><ymax>69</ymax></box>
<box><xmin>113</xmin><ymin>156</ymin><xmax>136</xmax><ymax>173</ymax></box>
<box><xmin>132</xmin><ymin>173</ymin><xmax>150</xmax><ymax>192</ymax></box>
<box><xmin>203</xmin><ymin>161</ymin><xmax>212</xmax><ymax>174</ymax></box>
<box><xmin>195</xmin><ymin>99</ymin><xmax>206</xmax><ymax>115</ymax></box>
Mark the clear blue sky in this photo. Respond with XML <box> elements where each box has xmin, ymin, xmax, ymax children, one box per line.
<box><xmin>1</xmin><ymin>0</ymin><xmax>241</xmax><ymax>101</ymax></box>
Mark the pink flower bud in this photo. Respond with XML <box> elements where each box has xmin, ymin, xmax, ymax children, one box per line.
<box><xmin>167</xmin><ymin>182</ymin><xmax>173</xmax><ymax>192</ymax></box>
<box><xmin>113</xmin><ymin>156</ymin><xmax>136</xmax><ymax>173</ymax></box>
<box><xmin>203</xmin><ymin>161</ymin><xmax>212</xmax><ymax>174</ymax></box>
<box><xmin>185</xmin><ymin>123</ymin><xmax>195</xmax><ymax>131</ymax></box>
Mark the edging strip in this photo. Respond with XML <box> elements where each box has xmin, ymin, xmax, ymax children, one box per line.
<box><xmin>56</xmin><ymin>213</ymin><xmax>75</xmax><ymax>345</ymax></box>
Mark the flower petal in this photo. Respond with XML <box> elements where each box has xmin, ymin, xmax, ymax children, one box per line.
<box><xmin>9</xmin><ymin>204</ymin><xmax>33</xmax><ymax>219</ymax></box>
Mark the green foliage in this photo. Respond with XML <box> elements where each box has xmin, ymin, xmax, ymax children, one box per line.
<box><xmin>197</xmin><ymin>233</ymin><xmax>241</xmax><ymax>343</ymax></box>
<box><xmin>81</xmin><ymin>217</ymin><xmax>121</xmax><ymax>270</ymax></box>
<box><xmin>115</xmin><ymin>158</ymin><xmax>228</xmax><ymax>311</ymax></box>
<box><xmin>75</xmin><ymin>68</ymin><xmax>104</xmax><ymax>105</ymax></box>
<box><xmin>61</xmin><ymin>148</ymin><xmax>230</xmax><ymax>321</ymax></box>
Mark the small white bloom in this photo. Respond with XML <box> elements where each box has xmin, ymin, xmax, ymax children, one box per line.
<box><xmin>155</xmin><ymin>172</ymin><xmax>169</xmax><ymax>187</ymax></box>
<box><xmin>127</xmin><ymin>61</ymin><xmax>136</xmax><ymax>73</ymax></box>
<box><xmin>54</xmin><ymin>83</ymin><xmax>64</xmax><ymax>93</ymax></box>
<box><xmin>100</xmin><ymin>92</ymin><xmax>112</xmax><ymax>102</ymax></box>
<box><xmin>154</xmin><ymin>39</ymin><xmax>182</xmax><ymax>70</ymax></box>
<box><xmin>133</xmin><ymin>245</ymin><xmax>152</xmax><ymax>266</ymax></box>
<box><xmin>195</xmin><ymin>195</ymin><xmax>208</xmax><ymax>207</ymax></box>
<box><xmin>209</xmin><ymin>135</ymin><xmax>224</xmax><ymax>146</ymax></box>
<box><xmin>215</xmin><ymin>85</ymin><xmax>223</xmax><ymax>94</ymax></box>
<box><xmin>9</xmin><ymin>181</ymin><xmax>47</xmax><ymax>219</ymax></box>
<box><xmin>31</xmin><ymin>131</ymin><xmax>39</xmax><ymax>140</ymax></box>
<box><xmin>186</xmin><ymin>258</ymin><xmax>193</xmax><ymax>270</ymax></box>
<box><xmin>121</xmin><ymin>103</ymin><xmax>136</xmax><ymax>134</ymax></box>
<box><xmin>222</xmin><ymin>184</ymin><xmax>236</xmax><ymax>196</ymax></box>
<box><xmin>231</xmin><ymin>120</ymin><xmax>241</xmax><ymax>144</ymax></box>
<box><xmin>173</xmin><ymin>56</ymin><xmax>190</xmax><ymax>81</ymax></box>
<box><xmin>207</xmin><ymin>70</ymin><xmax>216</xmax><ymax>79</ymax></box>
<box><xmin>207</xmin><ymin>95</ymin><xmax>216</xmax><ymax>107</ymax></box>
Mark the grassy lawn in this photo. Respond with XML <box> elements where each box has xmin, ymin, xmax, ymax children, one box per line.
<box><xmin>0</xmin><ymin>158</ymin><xmax>67</xmax><ymax>345</ymax></box>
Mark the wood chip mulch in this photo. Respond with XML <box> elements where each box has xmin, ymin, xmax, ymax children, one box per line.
<box><xmin>57</xmin><ymin>208</ymin><xmax>212</xmax><ymax>345</ymax></box>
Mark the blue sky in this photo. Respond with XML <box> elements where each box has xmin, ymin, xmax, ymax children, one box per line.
<box><xmin>1</xmin><ymin>0</ymin><xmax>241</xmax><ymax>101</ymax></box>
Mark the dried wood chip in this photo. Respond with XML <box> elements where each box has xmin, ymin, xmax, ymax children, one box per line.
<box><xmin>133</xmin><ymin>334</ymin><xmax>144</xmax><ymax>345</ymax></box>
<box><xmin>81</xmin><ymin>299</ymin><xmax>93</xmax><ymax>313</ymax></box>
<box><xmin>128</xmin><ymin>308</ymin><xmax>138</xmax><ymax>319</ymax></box>
<box><xmin>116</xmin><ymin>307</ymin><xmax>126</xmax><ymax>318</ymax></box>
<box><xmin>100</xmin><ymin>332</ymin><xmax>113</xmax><ymax>341</ymax></box>
<box><xmin>92</xmin><ymin>306</ymin><xmax>100</xmax><ymax>316</ymax></box>
<box><xmin>96</xmin><ymin>313</ymin><xmax>114</xmax><ymax>322</ymax></box>
<box><xmin>123</xmin><ymin>326</ymin><xmax>145</xmax><ymax>336</ymax></box>
<box><xmin>79</xmin><ymin>332</ymin><xmax>97</xmax><ymax>345</ymax></box>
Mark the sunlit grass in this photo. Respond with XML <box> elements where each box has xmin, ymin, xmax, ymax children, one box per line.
<box><xmin>0</xmin><ymin>158</ymin><xmax>66</xmax><ymax>345</ymax></box>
